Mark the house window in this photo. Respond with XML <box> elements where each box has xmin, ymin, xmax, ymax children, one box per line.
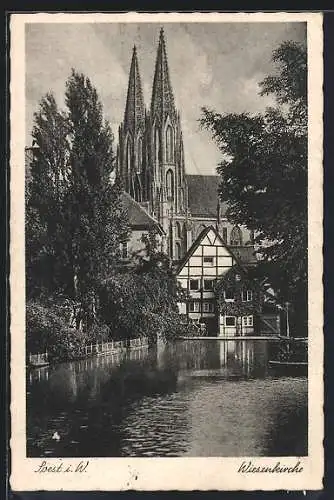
<box><xmin>222</xmin><ymin>227</ymin><xmax>228</xmax><ymax>242</ymax></box>
<box><xmin>203</xmin><ymin>256</ymin><xmax>214</xmax><ymax>265</ymax></box>
<box><xmin>203</xmin><ymin>302</ymin><xmax>214</xmax><ymax>313</ymax></box>
<box><xmin>189</xmin><ymin>301</ymin><xmax>200</xmax><ymax>312</ymax></box>
<box><xmin>224</xmin><ymin>289</ymin><xmax>235</xmax><ymax>301</ymax></box>
<box><xmin>190</xmin><ymin>279</ymin><xmax>199</xmax><ymax>291</ymax></box>
<box><xmin>242</xmin><ymin>315</ymin><xmax>253</xmax><ymax>327</ymax></box>
<box><xmin>241</xmin><ymin>290</ymin><xmax>253</xmax><ymax>302</ymax></box>
<box><xmin>230</xmin><ymin>226</ymin><xmax>243</xmax><ymax>246</ymax></box>
<box><xmin>225</xmin><ymin>316</ymin><xmax>236</xmax><ymax>327</ymax></box>
<box><xmin>166</xmin><ymin>169</ymin><xmax>174</xmax><ymax>200</ymax></box>
<box><xmin>203</xmin><ymin>279</ymin><xmax>214</xmax><ymax>291</ymax></box>
<box><xmin>120</xmin><ymin>242</ymin><xmax>128</xmax><ymax>259</ymax></box>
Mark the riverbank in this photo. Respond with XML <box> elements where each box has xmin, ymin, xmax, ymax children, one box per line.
<box><xmin>27</xmin><ymin>336</ymin><xmax>150</xmax><ymax>369</ymax></box>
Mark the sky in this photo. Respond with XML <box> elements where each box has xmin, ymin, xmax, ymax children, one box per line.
<box><xmin>25</xmin><ymin>21</ymin><xmax>306</xmax><ymax>175</ymax></box>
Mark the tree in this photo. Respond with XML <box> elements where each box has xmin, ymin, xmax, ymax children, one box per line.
<box><xmin>200</xmin><ymin>41</ymin><xmax>307</xmax><ymax>330</ymax></box>
<box><xmin>64</xmin><ymin>70</ymin><xmax>130</xmax><ymax>306</ymax></box>
<box><xmin>26</xmin><ymin>94</ymin><xmax>71</xmax><ymax>297</ymax></box>
<box><xmin>26</xmin><ymin>70</ymin><xmax>130</xmax><ymax>329</ymax></box>
<box><xmin>98</xmin><ymin>230</ymin><xmax>189</xmax><ymax>341</ymax></box>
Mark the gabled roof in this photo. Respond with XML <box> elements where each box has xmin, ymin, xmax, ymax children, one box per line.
<box><xmin>177</xmin><ymin>225</ymin><xmax>245</xmax><ymax>274</ymax></box>
<box><xmin>214</xmin><ymin>263</ymin><xmax>281</xmax><ymax>311</ymax></box>
<box><xmin>177</xmin><ymin>224</ymin><xmax>258</xmax><ymax>275</ymax></box>
<box><xmin>121</xmin><ymin>192</ymin><xmax>164</xmax><ymax>234</ymax></box>
<box><xmin>177</xmin><ymin>225</ymin><xmax>213</xmax><ymax>273</ymax></box>
<box><xmin>186</xmin><ymin>174</ymin><xmax>228</xmax><ymax>218</ymax></box>
<box><xmin>229</xmin><ymin>245</ymin><xmax>258</xmax><ymax>265</ymax></box>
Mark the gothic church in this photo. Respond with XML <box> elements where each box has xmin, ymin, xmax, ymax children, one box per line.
<box><xmin>118</xmin><ymin>28</ymin><xmax>254</xmax><ymax>262</ymax></box>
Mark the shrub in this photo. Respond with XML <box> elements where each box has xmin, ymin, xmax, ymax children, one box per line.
<box><xmin>27</xmin><ymin>300</ymin><xmax>85</xmax><ymax>362</ymax></box>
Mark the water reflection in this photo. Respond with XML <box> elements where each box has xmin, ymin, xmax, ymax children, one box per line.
<box><xmin>27</xmin><ymin>340</ymin><xmax>307</xmax><ymax>457</ymax></box>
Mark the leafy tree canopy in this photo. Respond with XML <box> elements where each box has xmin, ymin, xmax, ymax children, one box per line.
<box><xmin>27</xmin><ymin>70</ymin><xmax>130</xmax><ymax>309</ymax></box>
<box><xmin>200</xmin><ymin>41</ymin><xmax>307</xmax><ymax>308</ymax></box>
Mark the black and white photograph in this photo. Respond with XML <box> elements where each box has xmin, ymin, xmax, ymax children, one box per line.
<box><xmin>10</xmin><ymin>12</ymin><xmax>323</xmax><ymax>491</ymax></box>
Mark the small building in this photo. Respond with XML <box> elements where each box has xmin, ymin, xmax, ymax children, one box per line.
<box><xmin>120</xmin><ymin>192</ymin><xmax>165</xmax><ymax>259</ymax></box>
<box><xmin>215</xmin><ymin>266</ymin><xmax>261</xmax><ymax>336</ymax></box>
<box><xmin>176</xmin><ymin>225</ymin><xmax>280</xmax><ymax>336</ymax></box>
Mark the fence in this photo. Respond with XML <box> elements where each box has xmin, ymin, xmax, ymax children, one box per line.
<box><xmin>28</xmin><ymin>336</ymin><xmax>149</xmax><ymax>366</ymax></box>
<box><xmin>75</xmin><ymin>337</ymin><xmax>149</xmax><ymax>357</ymax></box>
<box><xmin>28</xmin><ymin>352</ymin><xmax>49</xmax><ymax>366</ymax></box>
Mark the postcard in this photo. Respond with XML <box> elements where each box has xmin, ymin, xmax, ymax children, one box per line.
<box><xmin>10</xmin><ymin>11</ymin><xmax>323</xmax><ymax>491</ymax></box>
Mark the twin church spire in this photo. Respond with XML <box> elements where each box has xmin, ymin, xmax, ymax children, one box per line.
<box><xmin>123</xmin><ymin>28</ymin><xmax>176</xmax><ymax>133</ymax></box>
<box><xmin>118</xmin><ymin>28</ymin><xmax>187</xmax><ymax>243</ymax></box>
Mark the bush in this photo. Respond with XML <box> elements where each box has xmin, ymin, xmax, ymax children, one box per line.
<box><xmin>26</xmin><ymin>299</ymin><xmax>110</xmax><ymax>363</ymax></box>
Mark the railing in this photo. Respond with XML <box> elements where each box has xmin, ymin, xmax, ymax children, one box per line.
<box><xmin>28</xmin><ymin>352</ymin><xmax>49</xmax><ymax>366</ymax></box>
<box><xmin>75</xmin><ymin>337</ymin><xmax>149</xmax><ymax>356</ymax></box>
<box><xmin>28</xmin><ymin>336</ymin><xmax>149</xmax><ymax>365</ymax></box>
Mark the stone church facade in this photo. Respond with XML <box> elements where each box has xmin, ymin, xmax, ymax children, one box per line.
<box><xmin>117</xmin><ymin>28</ymin><xmax>254</xmax><ymax>262</ymax></box>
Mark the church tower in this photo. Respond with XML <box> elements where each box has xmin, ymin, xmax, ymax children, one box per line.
<box><xmin>147</xmin><ymin>28</ymin><xmax>188</xmax><ymax>257</ymax></box>
<box><xmin>118</xmin><ymin>46</ymin><xmax>146</xmax><ymax>203</ymax></box>
<box><xmin>118</xmin><ymin>29</ymin><xmax>188</xmax><ymax>260</ymax></box>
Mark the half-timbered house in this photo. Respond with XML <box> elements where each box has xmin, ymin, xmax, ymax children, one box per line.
<box><xmin>176</xmin><ymin>225</ymin><xmax>280</xmax><ymax>336</ymax></box>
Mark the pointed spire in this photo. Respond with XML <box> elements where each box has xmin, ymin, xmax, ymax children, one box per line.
<box><xmin>124</xmin><ymin>45</ymin><xmax>145</xmax><ymax>134</ymax></box>
<box><xmin>151</xmin><ymin>28</ymin><xmax>176</xmax><ymax>120</ymax></box>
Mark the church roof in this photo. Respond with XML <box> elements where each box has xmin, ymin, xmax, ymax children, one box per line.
<box><xmin>123</xmin><ymin>46</ymin><xmax>145</xmax><ymax>134</ymax></box>
<box><xmin>121</xmin><ymin>192</ymin><xmax>164</xmax><ymax>234</ymax></box>
<box><xmin>186</xmin><ymin>174</ymin><xmax>227</xmax><ymax>218</ymax></box>
<box><xmin>229</xmin><ymin>245</ymin><xmax>258</xmax><ymax>265</ymax></box>
<box><xmin>151</xmin><ymin>28</ymin><xmax>176</xmax><ymax>121</ymax></box>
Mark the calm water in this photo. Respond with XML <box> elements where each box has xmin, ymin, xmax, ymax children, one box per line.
<box><xmin>27</xmin><ymin>340</ymin><xmax>307</xmax><ymax>457</ymax></box>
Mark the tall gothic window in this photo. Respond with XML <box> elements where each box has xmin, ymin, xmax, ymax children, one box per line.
<box><xmin>175</xmin><ymin>242</ymin><xmax>181</xmax><ymax>261</ymax></box>
<box><xmin>137</xmin><ymin>136</ymin><xmax>143</xmax><ymax>173</ymax></box>
<box><xmin>230</xmin><ymin>226</ymin><xmax>243</xmax><ymax>246</ymax></box>
<box><xmin>166</xmin><ymin>169</ymin><xmax>174</xmax><ymax>200</ymax></box>
<box><xmin>126</xmin><ymin>139</ymin><xmax>132</xmax><ymax>173</ymax></box>
<box><xmin>176</xmin><ymin>221</ymin><xmax>182</xmax><ymax>239</ymax></box>
<box><xmin>179</xmin><ymin>187</ymin><xmax>184</xmax><ymax>210</ymax></box>
<box><xmin>155</xmin><ymin>127</ymin><xmax>160</xmax><ymax>164</ymax></box>
<box><xmin>166</xmin><ymin>125</ymin><xmax>174</xmax><ymax>163</ymax></box>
